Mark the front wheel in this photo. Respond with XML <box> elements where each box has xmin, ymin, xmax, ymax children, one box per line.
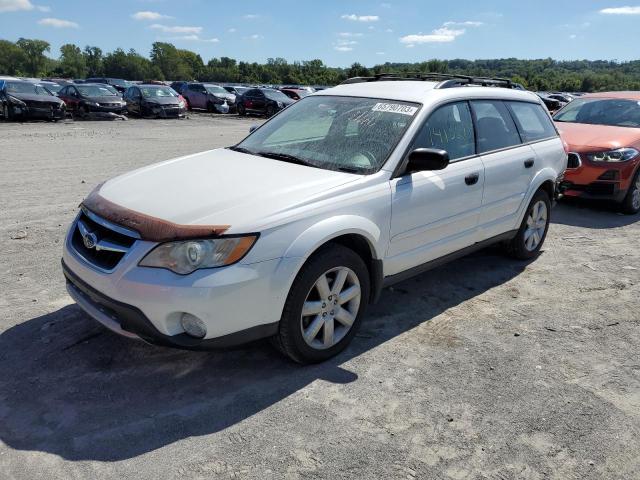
<box><xmin>272</xmin><ymin>244</ymin><xmax>370</xmax><ymax>364</ymax></box>
<box><xmin>237</xmin><ymin>103</ymin><xmax>246</xmax><ymax>116</ymax></box>
<box><xmin>506</xmin><ymin>189</ymin><xmax>551</xmax><ymax>260</ymax></box>
<box><xmin>265</xmin><ymin>105</ymin><xmax>275</xmax><ymax>118</ymax></box>
<box><xmin>3</xmin><ymin>103</ymin><xmax>13</xmax><ymax>121</ymax></box>
<box><xmin>620</xmin><ymin>170</ymin><xmax>640</xmax><ymax>215</ymax></box>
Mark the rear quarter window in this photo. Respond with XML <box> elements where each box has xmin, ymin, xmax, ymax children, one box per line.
<box><xmin>508</xmin><ymin>101</ymin><xmax>557</xmax><ymax>142</ymax></box>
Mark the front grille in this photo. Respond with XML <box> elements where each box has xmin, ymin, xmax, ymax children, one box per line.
<box><xmin>71</xmin><ymin>209</ymin><xmax>138</xmax><ymax>272</ymax></box>
<box><xmin>99</xmin><ymin>103</ymin><xmax>122</xmax><ymax>107</ymax></box>
<box><xmin>24</xmin><ymin>100</ymin><xmax>60</xmax><ymax>109</ymax></box>
<box><xmin>567</xmin><ymin>152</ymin><xmax>581</xmax><ymax>169</ymax></box>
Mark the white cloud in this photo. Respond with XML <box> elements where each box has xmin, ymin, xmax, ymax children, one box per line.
<box><xmin>244</xmin><ymin>34</ymin><xmax>262</xmax><ymax>40</ymax></box>
<box><xmin>444</xmin><ymin>20</ymin><xmax>484</xmax><ymax>27</ymax></box>
<box><xmin>243</xmin><ymin>14</ymin><xmax>259</xmax><ymax>19</ymax></box>
<box><xmin>381</xmin><ymin>3</ymin><xmax>391</xmax><ymax>7</ymax></box>
<box><xmin>376</xmin><ymin>51</ymin><xmax>385</xmax><ymax>55</ymax></box>
<box><xmin>569</xmin><ymin>34</ymin><xmax>577</xmax><ymax>39</ymax></box>
<box><xmin>150</xmin><ymin>24</ymin><xmax>202</xmax><ymax>34</ymax></box>
<box><xmin>385</xmin><ymin>28</ymin><xmax>393</xmax><ymax>33</ymax></box>
<box><xmin>600</xmin><ymin>6</ymin><xmax>640</xmax><ymax>14</ymax></box>
<box><xmin>228</xmin><ymin>27</ymin><xmax>236</xmax><ymax>33</ymax></box>
<box><xmin>0</xmin><ymin>0</ymin><xmax>31</xmax><ymax>12</ymax></box>
<box><xmin>338</xmin><ymin>32</ymin><xmax>363</xmax><ymax>37</ymax></box>
<box><xmin>132</xmin><ymin>11</ymin><xmax>171</xmax><ymax>21</ymax></box>
<box><xmin>334</xmin><ymin>46</ymin><xmax>353</xmax><ymax>52</ymax></box>
<box><xmin>399</xmin><ymin>21</ymin><xmax>482</xmax><ymax>45</ymax></box>
<box><xmin>169</xmin><ymin>35</ymin><xmax>219</xmax><ymax>43</ymax></box>
<box><xmin>38</xmin><ymin>17</ymin><xmax>78</xmax><ymax>28</ymax></box>
<box><xmin>341</xmin><ymin>14</ymin><xmax>379</xmax><ymax>22</ymax></box>
<box><xmin>35</xmin><ymin>4</ymin><xmax>49</xmax><ymax>11</ymax></box>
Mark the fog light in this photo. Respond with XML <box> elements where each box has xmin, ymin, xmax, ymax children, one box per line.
<box><xmin>181</xmin><ymin>313</ymin><xmax>207</xmax><ymax>338</ymax></box>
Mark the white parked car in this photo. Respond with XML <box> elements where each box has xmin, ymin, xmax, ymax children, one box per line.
<box><xmin>62</xmin><ymin>74</ymin><xmax>567</xmax><ymax>363</ymax></box>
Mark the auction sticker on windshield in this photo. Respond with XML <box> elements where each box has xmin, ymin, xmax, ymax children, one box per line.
<box><xmin>372</xmin><ymin>103</ymin><xmax>418</xmax><ymax>116</ymax></box>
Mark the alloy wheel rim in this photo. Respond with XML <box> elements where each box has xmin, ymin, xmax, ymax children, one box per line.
<box><xmin>524</xmin><ymin>200</ymin><xmax>548</xmax><ymax>251</ymax></box>
<box><xmin>300</xmin><ymin>266</ymin><xmax>361</xmax><ymax>350</ymax></box>
<box><xmin>632</xmin><ymin>176</ymin><xmax>640</xmax><ymax>210</ymax></box>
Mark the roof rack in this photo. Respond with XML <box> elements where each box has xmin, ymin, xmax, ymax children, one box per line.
<box><xmin>340</xmin><ymin>72</ymin><xmax>520</xmax><ymax>90</ymax></box>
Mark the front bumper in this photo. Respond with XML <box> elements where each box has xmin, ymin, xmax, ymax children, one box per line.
<box><xmin>62</xmin><ymin>219</ymin><xmax>300</xmax><ymax>349</ymax></box>
<box><xmin>87</xmin><ymin>104</ymin><xmax>128</xmax><ymax>115</ymax></box>
<box><xmin>63</xmin><ymin>260</ymin><xmax>278</xmax><ymax>349</ymax></box>
<box><xmin>13</xmin><ymin>104</ymin><xmax>65</xmax><ymax>120</ymax></box>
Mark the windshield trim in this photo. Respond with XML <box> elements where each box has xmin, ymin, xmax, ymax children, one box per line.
<box><xmin>232</xmin><ymin>94</ymin><xmax>423</xmax><ymax>175</ymax></box>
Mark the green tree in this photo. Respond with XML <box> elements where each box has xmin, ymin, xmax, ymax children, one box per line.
<box><xmin>15</xmin><ymin>38</ymin><xmax>50</xmax><ymax>76</ymax></box>
<box><xmin>0</xmin><ymin>40</ymin><xmax>26</xmax><ymax>75</ymax></box>
<box><xmin>59</xmin><ymin>44</ymin><xmax>86</xmax><ymax>78</ymax></box>
<box><xmin>83</xmin><ymin>46</ymin><xmax>103</xmax><ymax>76</ymax></box>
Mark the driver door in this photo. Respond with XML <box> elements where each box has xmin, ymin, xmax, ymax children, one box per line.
<box><xmin>386</xmin><ymin>101</ymin><xmax>485</xmax><ymax>276</ymax></box>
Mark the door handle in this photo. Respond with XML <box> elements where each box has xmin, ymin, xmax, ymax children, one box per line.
<box><xmin>524</xmin><ymin>158</ymin><xmax>535</xmax><ymax>168</ymax></box>
<box><xmin>465</xmin><ymin>172</ymin><xmax>480</xmax><ymax>186</ymax></box>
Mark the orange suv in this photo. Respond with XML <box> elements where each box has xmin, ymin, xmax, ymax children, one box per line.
<box><xmin>554</xmin><ymin>91</ymin><xmax>640</xmax><ymax>214</ymax></box>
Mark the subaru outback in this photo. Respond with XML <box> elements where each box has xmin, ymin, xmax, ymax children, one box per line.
<box><xmin>62</xmin><ymin>73</ymin><xmax>567</xmax><ymax>363</ymax></box>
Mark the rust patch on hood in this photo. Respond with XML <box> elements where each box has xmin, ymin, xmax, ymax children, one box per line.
<box><xmin>81</xmin><ymin>184</ymin><xmax>230</xmax><ymax>242</ymax></box>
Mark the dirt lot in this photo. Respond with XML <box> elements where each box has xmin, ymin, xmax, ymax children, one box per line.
<box><xmin>0</xmin><ymin>115</ymin><xmax>639</xmax><ymax>480</ymax></box>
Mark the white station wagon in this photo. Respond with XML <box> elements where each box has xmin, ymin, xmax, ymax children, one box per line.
<box><xmin>62</xmin><ymin>74</ymin><xmax>567</xmax><ymax>363</ymax></box>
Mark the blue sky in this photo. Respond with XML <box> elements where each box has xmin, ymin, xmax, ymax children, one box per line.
<box><xmin>2</xmin><ymin>0</ymin><xmax>640</xmax><ymax>66</ymax></box>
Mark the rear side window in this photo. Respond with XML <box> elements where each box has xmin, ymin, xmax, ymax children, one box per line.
<box><xmin>412</xmin><ymin>101</ymin><xmax>475</xmax><ymax>161</ymax></box>
<box><xmin>508</xmin><ymin>101</ymin><xmax>557</xmax><ymax>142</ymax></box>
<box><xmin>471</xmin><ymin>100</ymin><xmax>522</xmax><ymax>153</ymax></box>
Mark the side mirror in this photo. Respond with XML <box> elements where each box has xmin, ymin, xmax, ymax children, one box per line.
<box><xmin>405</xmin><ymin>148</ymin><xmax>449</xmax><ymax>174</ymax></box>
<box><xmin>249</xmin><ymin>125</ymin><xmax>259</xmax><ymax>133</ymax></box>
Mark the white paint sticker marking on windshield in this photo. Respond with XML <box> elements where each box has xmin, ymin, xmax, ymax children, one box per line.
<box><xmin>372</xmin><ymin>103</ymin><xmax>418</xmax><ymax>116</ymax></box>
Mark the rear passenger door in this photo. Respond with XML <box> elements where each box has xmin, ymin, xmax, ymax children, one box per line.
<box><xmin>387</xmin><ymin>101</ymin><xmax>485</xmax><ymax>276</ymax></box>
<box><xmin>471</xmin><ymin>100</ymin><xmax>536</xmax><ymax>240</ymax></box>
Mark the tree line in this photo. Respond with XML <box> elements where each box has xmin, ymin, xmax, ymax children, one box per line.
<box><xmin>2</xmin><ymin>37</ymin><xmax>640</xmax><ymax>91</ymax></box>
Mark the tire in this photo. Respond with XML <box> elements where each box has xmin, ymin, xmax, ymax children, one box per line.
<box><xmin>206</xmin><ymin>102</ymin><xmax>215</xmax><ymax>113</ymax></box>
<box><xmin>77</xmin><ymin>105</ymin><xmax>88</xmax><ymax>119</ymax></box>
<box><xmin>185</xmin><ymin>98</ymin><xmax>192</xmax><ymax>111</ymax></box>
<box><xmin>620</xmin><ymin>169</ymin><xmax>640</xmax><ymax>215</ymax></box>
<box><xmin>272</xmin><ymin>244</ymin><xmax>370</xmax><ymax>364</ymax></box>
<box><xmin>3</xmin><ymin>103</ymin><xmax>13</xmax><ymax>121</ymax></box>
<box><xmin>265</xmin><ymin>105</ymin><xmax>275</xmax><ymax>118</ymax></box>
<box><xmin>237</xmin><ymin>103</ymin><xmax>246</xmax><ymax>116</ymax></box>
<box><xmin>506</xmin><ymin>189</ymin><xmax>551</xmax><ymax>260</ymax></box>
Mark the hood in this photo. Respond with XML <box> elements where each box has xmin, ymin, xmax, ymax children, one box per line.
<box><xmin>96</xmin><ymin>148</ymin><xmax>360</xmax><ymax>232</ymax></box>
<box><xmin>209</xmin><ymin>92</ymin><xmax>236</xmax><ymax>102</ymax></box>
<box><xmin>9</xmin><ymin>92</ymin><xmax>63</xmax><ymax>104</ymax></box>
<box><xmin>556</xmin><ymin>121</ymin><xmax>640</xmax><ymax>152</ymax></box>
<box><xmin>142</xmin><ymin>96</ymin><xmax>181</xmax><ymax>105</ymax></box>
<box><xmin>84</xmin><ymin>95</ymin><xmax>124</xmax><ymax>103</ymax></box>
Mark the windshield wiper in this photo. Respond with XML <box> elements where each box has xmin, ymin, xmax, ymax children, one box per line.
<box><xmin>254</xmin><ymin>151</ymin><xmax>318</xmax><ymax>168</ymax></box>
<box><xmin>228</xmin><ymin>145</ymin><xmax>255</xmax><ymax>155</ymax></box>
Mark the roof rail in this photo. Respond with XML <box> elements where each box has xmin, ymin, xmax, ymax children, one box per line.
<box><xmin>340</xmin><ymin>72</ymin><xmax>520</xmax><ymax>90</ymax></box>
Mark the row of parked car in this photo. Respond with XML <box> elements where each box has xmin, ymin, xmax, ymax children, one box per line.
<box><xmin>0</xmin><ymin>75</ymin><xmax>321</xmax><ymax>121</ymax></box>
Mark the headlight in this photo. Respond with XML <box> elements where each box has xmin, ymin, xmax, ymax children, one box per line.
<box><xmin>8</xmin><ymin>95</ymin><xmax>25</xmax><ymax>107</ymax></box>
<box><xmin>139</xmin><ymin>236</ymin><xmax>258</xmax><ymax>274</ymax></box>
<box><xmin>586</xmin><ymin>148</ymin><xmax>639</xmax><ymax>163</ymax></box>
<box><xmin>178</xmin><ymin>100</ymin><xmax>186</xmax><ymax>108</ymax></box>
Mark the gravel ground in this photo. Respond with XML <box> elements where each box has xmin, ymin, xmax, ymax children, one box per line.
<box><xmin>0</xmin><ymin>115</ymin><xmax>639</xmax><ymax>480</ymax></box>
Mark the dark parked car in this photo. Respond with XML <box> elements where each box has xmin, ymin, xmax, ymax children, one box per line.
<box><xmin>169</xmin><ymin>81</ymin><xmax>189</xmax><ymax>95</ymax></box>
<box><xmin>0</xmin><ymin>80</ymin><xmax>66</xmax><ymax>121</ymax></box>
<box><xmin>124</xmin><ymin>84</ymin><xmax>187</xmax><ymax>118</ymax></box>
<box><xmin>181</xmin><ymin>83</ymin><xmax>236</xmax><ymax>113</ymax></box>
<box><xmin>85</xmin><ymin>77</ymin><xmax>131</xmax><ymax>94</ymax></box>
<box><xmin>58</xmin><ymin>83</ymin><xmax>127</xmax><ymax>117</ymax></box>
<box><xmin>280</xmin><ymin>88</ymin><xmax>311</xmax><ymax>101</ymax></box>
<box><xmin>237</xmin><ymin>88</ymin><xmax>295</xmax><ymax>117</ymax></box>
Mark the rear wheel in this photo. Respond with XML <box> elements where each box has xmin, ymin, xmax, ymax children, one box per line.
<box><xmin>77</xmin><ymin>105</ymin><xmax>88</xmax><ymax>119</ymax></box>
<box><xmin>265</xmin><ymin>105</ymin><xmax>275</xmax><ymax>118</ymax></box>
<box><xmin>506</xmin><ymin>189</ymin><xmax>551</xmax><ymax>260</ymax></box>
<box><xmin>272</xmin><ymin>244</ymin><xmax>370</xmax><ymax>364</ymax></box>
<box><xmin>620</xmin><ymin>170</ymin><xmax>640</xmax><ymax>215</ymax></box>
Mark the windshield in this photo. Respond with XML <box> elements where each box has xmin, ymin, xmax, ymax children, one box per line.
<box><xmin>264</xmin><ymin>89</ymin><xmax>291</xmax><ymax>102</ymax></box>
<box><xmin>554</xmin><ymin>98</ymin><xmax>640</xmax><ymax>128</ymax></box>
<box><xmin>5</xmin><ymin>82</ymin><xmax>50</xmax><ymax>95</ymax></box>
<box><xmin>140</xmin><ymin>86</ymin><xmax>178</xmax><ymax>98</ymax></box>
<box><xmin>110</xmin><ymin>79</ymin><xmax>129</xmax><ymax>87</ymax></box>
<box><xmin>204</xmin><ymin>85</ymin><xmax>227</xmax><ymax>95</ymax></box>
<box><xmin>41</xmin><ymin>83</ymin><xmax>62</xmax><ymax>93</ymax></box>
<box><xmin>234</xmin><ymin>96</ymin><xmax>420</xmax><ymax>174</ymax></box>
<box><xmin>77</xmin><ymin>85</ymin><xmax>118</xmax><ymax>97</ymax></box>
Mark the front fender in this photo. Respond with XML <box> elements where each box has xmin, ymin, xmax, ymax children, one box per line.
<box><xmin>283</xmin><ymin>215</ymin><xmax>383</xmax><ymax>260</ymax></box>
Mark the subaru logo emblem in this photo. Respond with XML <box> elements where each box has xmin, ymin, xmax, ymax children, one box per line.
<box><xmin>82</xmin><ymin>231</ymin><xmax>98</xmax><ymax>249</ymax></box>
